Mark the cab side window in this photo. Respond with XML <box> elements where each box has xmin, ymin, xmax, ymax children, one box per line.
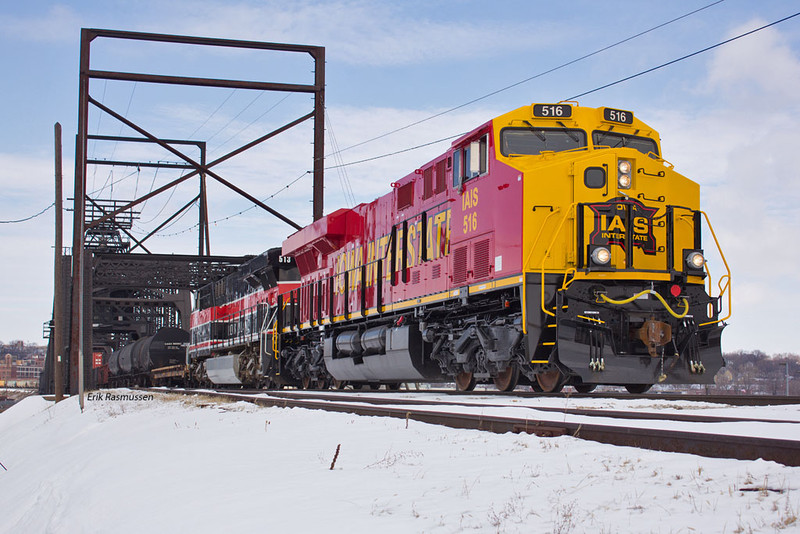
<box><xmin>453</xmin><ymin>134</ymin><xmax>489</xmax><ymax>188</ymax></box>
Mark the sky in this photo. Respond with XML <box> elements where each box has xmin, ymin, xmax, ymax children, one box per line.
<box><xmin>1</xmin><ymin>0</ymin><xmax>799</xmax><ymax>356</ymax></box>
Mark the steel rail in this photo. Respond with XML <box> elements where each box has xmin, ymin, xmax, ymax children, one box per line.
<box><xmin>421</xmin><ymin>389</ymin><xmax>800</xmax><ymax>406</ymax></box>
<box><xmin>249</xmin><ymin>390</ymin><xmax>800</xmax><ymax>425</ymax></box>
<box><xmin>155</xmin><ymin>388</ymin><xmax>800</xmax><ymax>467</ymax></box>
<box><xmin>225</xmin><ymin>387</ymin><xmax>800</xmax><ymax>406</ymax></box>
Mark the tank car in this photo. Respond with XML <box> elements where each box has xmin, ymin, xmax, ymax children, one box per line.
<box><xmin>271</xmin><ymin>101</ymin><xmax>730</xmax><ymax>392</ymax></box>
<box><xmin>108</xmin><ymin>328</ymin><xmax>190</xmax><ymax>386</ymax></box>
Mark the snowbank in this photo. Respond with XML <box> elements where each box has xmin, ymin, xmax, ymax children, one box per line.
<box><xmin>0</xmin><ymin>390</ymin><xmax>797</xmax><ymax>533</ymax></box>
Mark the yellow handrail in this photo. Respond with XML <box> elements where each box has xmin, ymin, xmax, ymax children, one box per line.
<box><xmin>523</xmin><ymin>207</ymin><xmax>563</xmax><ymax>270</ymax></box>
<box><xmin>538</xmin><ymin>204</ymin><xmax>578</xmax><ymax>317</ymax></box>
<box><xmin>521</xmin><ymin>207</ymin><xmax>563</xmax><ymax>333</ymax></box>
<box><xmin>560</xmin><ymin>268</ymin><xmax>577</xmax><ymax>291</ymax></box>
<box><xmin>698</xmin><ymin>210</ymin><xmax>732</xmax><ymax>327</ymax></box>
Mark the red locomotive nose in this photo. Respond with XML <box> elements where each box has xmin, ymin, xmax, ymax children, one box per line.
<box><xmin>670</xmin><ymin>284</ymin><xmax>682</xmax><ymax>297</ymax></box>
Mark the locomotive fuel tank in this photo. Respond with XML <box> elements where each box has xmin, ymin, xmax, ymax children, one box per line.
<box><xmin>324</xmin><ymin>325</ymin><xmax>446</xmax><ymax>382</ymax></box>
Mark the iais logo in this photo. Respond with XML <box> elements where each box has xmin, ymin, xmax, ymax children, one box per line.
<box><xmin>588</xmin><ymin>197</ymin><xmax>658</xmax><ymax>255</ymax></box>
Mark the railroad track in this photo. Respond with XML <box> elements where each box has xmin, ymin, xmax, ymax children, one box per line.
<box><xmin>196</xmin><ymin>386</ymin><xmax>800</xmax><ymax>406</ymax></box>
<box><xmin>243</xmin><ymin>390</ymin><xmax>800</xmax><ymax>425</ymax></box>
<box><xmin>396</xmin><ymin>388</ymin><xmax>800</xmax><ymax>406</ymax></box>
<box><xmin>150</xmin><ymin>387</ymin><xmax>800</xmax><ymax>467</ymax></box>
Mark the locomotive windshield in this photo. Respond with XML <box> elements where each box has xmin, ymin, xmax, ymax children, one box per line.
<box><xmin>500</xmin><ymin>127</ymin><xmax>586</xmax><ymax>156</ymax></box>
<box><xmin>592</xmin><ymin>131</ymin><xmax>659</xmax><ymax>156</ymax></box>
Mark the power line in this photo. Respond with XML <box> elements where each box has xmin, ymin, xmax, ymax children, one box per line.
<box><xmin>142</xmin><ymin>197</ymin><xmax>199</xmax><ymax>234</ymax></box>
<box><xmin>139</xmin><ymin>166</ymin><xmax>159</xmax><ymax>213</ymax></box>
<box><xmin>90</xmin><ymin>80</ymin><xmax>109</xmax><ymax>192</ymax></box>
<box><xmin>330</xmin><ymin>0</ymin><xmax>727</xmax><ymax>157</ymax></box>
<box><xmin>325</xmin><ymin>110</ymin><xmax>356</xmax><ymax>207</ymax></box>
<box><xmin>137</xmin><ymin>174</ymin><xmax>180</xmax><ymax>225</ymax></box>
<box><xmin>88</xmin><ymin>169</ymin><xmax>140</xmax><ymax>197</ymax></box>
<box><xmin>187</xmin><ymin>89</ymin><xmax>237</xmax><ymax>139</ymax></box>
<box><xmin>213</xmin><ymin>93</ymin><xmax>294</xmax><ymax>153</ymax></box>
<box><xmin>85</xmin><ymin>3</ymin><xmax>794</xmax><ymax>236</ymax></box>
<box><xmin>324</xmin><ymin>132</ymin><xmax>466</xmax><ymax>171</ymax></box>
<box><xmin>108</xmin><ymin>82</ymin><xmax>138</xmax><ymax>163</ymax></box>
<box><xmin>154</xmin><ymin>130</ymin><xmax>457</xmax><ymax>234</ymax></box>
<box><xmin>0</xmin><ymin>203</ymin><xmax>55</xmax><ymax>224</ymax></box>
<box><xmin>108</xmin><ymin>4</ymin><xmax>731</xmax><ymax>232</ymax></box>
<box><xmin>156</xmin><ymin>170</ymin><xmax>310</xmax><ymax>237</ymax></box>
<box><xmin>567</xmin><ymin>11</ymin><xmax>800</xmax><ymax>100</ymax></box>
<box><xmin>205</xmin><ymin>91</ymin><xmax>266</xmax><ymax>144</ymax></box>
<box><xmin>324</xmin><ymin>9</ymin><xmax>800</xmax><ymax>173</ymax></box>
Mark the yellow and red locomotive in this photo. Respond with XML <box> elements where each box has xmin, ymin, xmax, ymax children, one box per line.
<box><xmin>191</xmin><ymin>101</ymin><xmax>731</xmax><ymax>393</ymax></box>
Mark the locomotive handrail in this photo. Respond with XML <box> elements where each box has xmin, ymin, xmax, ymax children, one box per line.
<box><xmin>524</xmin><ymin>206</ymin><xmax>565</xmax><ymax>271</ymax></box>
<box><xmin>520</xmin><ymin>206</ymin><xmax>564</xmax><ymax>333</ymax></box>
<box><xmin>537</xmin><ymin>203</ymin><xmax>578</xmax><ymax>318</ymax></box>
<box><xmin>560</xmin><ymin>268</ymin><xmax>577</xmax><ymax>291</ymax></box>
<box><xmin>697</xmin><ymin>210</ymin><xmax>732</xmax><ymax>327</ymax></box>
<box><xmin>259</xmin><ymin>306</ymin><xmax>278</xmax><ymax>358</ymax></box>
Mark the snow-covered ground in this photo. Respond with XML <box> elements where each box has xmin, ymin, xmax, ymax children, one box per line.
<box><xmin>0</xmin><ymin>390</ymin><xmax>798</xmax><ymax>533</ymax></box>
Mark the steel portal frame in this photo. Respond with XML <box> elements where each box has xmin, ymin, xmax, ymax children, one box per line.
<box><xmin>68</xmin><ymin>29</ymin><xmax>326</xmax><ymax>393</ymax></box>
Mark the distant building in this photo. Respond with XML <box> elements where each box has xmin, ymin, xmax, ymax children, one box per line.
<box><xmin>0</xmin><ymin>348</ymin><xmax>45</xmax><ymax>388</ymax></box>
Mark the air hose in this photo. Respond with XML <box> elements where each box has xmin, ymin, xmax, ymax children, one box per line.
<box><xmin>598</xmin><ymin>290</ymin><xmax>689</xmax><ymax>319</ymax></box>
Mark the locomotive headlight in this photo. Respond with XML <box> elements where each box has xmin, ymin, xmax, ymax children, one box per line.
<box><xmin>618</xmin><ymin>159</ymin><xmax>632</xmax><ymax>189</ymax></box>
<box><xmin>591</xmin><ymin>246</ymin><xmax>611</xmax><ymax>265</ymax></box>
<box><xmin>686</xmin><ymin>251</ymin><xmax>705</xmax><ymax>270</ymax></box>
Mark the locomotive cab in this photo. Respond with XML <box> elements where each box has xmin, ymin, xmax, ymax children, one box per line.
<box><xmin>492</xmin><ymin>103</ymin><xmax>729</xmax><ymax>392</ymax></box>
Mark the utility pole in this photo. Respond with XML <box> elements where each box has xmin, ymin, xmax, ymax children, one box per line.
<box><xmin>787</xmin><ymin>362</ymin><xmax>790</xmax><ymax>397</ymax></box>
<box><xmin>53</xmin><ymin>123</ymin><xmax>64</xmax><ymax>402</ymax></box>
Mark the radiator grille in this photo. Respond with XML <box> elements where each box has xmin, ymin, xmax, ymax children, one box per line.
<box><xmin>473</xmin><ymin>238</ymin><xmax>491</xmax><ymax>279</ymax></box>
<box><xmin>452</xmin><ymin>246</ymin><xmax>468</xmax><ymax>284</ymax></box>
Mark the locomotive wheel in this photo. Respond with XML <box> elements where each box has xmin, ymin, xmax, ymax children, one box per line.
<box><xmin>369</xmin><ymin>383</ymin><xmax>382</xmax><ymax>390</ymax></box>
<box><xmin>493</xmin><ymin>366</ymin><xmax>519</xmax><ymax>392</ymax></box>
<box><xmin>387</xmin><ymin>382</ymin><xmax>401</xmax><ymax>391</ymax></box>
<box><xmin>455</xmin><ymin>372</ymin><xmax>477</xmax><ymax>392</ymax></box>
<box><xmin>625</xmin><ymin>384</ymin><xmax>652</xmax><ymax>394</ymax></box>
<box><xmin>332</xmin><ymin>379</ymin><xmax>347</xmax><ymax>390</ymax></box>
<box><xmin>315</xmin><ymin>377</ymin><xmax>330</xmax><ymax>390</ymax></box>
<box><xmin>351</xmin><ymin>383</ymin><xmax>363</xmax><ymax>390</ymax></box>
<box><xmin>301</xmin><ymin>376</ymin><xmax>312</xmax><ymax>390</ymax></box>
<box><xmin>536</xmin><ymin>370</ymin><xmax>565</xmax><ymax>393</ymax></box>
<box><xmin>573</xmin><ymin>384</ymin><xmax>597</xmax><ymax>393</ymax></box>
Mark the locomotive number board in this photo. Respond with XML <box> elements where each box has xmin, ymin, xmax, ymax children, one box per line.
<box><xmin>603</xmin><ymin>107</ymin><xmax>634</xmax><ymax>124</ymax></box>
<box><xmin>532</xmin><ymin>104</ymin><xmax>572</xmax><ymax>118</ymax></box>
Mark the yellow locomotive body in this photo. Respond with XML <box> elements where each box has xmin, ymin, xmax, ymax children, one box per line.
<box><xmin>496</xmin><ymin>103</ymin><xmax>729</xmax><ymax>391</ymax></box>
